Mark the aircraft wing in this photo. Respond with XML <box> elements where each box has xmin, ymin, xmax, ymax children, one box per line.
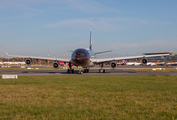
<box><xmin>6</xmin><ymin>52</ymin><xmax>71</xmax><ymax>62</ymax></box>
<box><xmin>92</xmin><ymin>54</ymin><xmax>170</xmax><ymax>63</ymax></box>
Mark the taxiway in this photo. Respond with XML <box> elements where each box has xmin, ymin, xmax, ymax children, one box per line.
<box><xmin>0</xmin><ymin>66</ymin><xmax>177</xmax><ymax>76</ymax></box>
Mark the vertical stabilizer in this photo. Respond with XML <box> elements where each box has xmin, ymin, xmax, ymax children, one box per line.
<box><xmin>89</xmin><ymin>30</ymin><xmax>92</xmax><ymax>50</ymax></box>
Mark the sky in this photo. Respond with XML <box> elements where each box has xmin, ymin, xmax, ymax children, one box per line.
<box><xmin>0</xmin><ymin>0</ymin><xmax>177</xmax><ymax>58</ymax></box>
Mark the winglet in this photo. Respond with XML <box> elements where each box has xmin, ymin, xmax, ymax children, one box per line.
<box><xmin>170</xmin><ymin>50</ymin><xmax>173</xmax><ymax>55</ymax></box>
<box><xmin>5</xmin><ymin>51</ymin><xmax>9</xmax><ymax>56</ymax></box>
<box><xmin>89</xmin><ymin>30</ymin><xmax>92</xmax><ymax>50</ymax></box>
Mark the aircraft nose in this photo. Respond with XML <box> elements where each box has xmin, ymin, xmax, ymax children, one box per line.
<box><xmin>71</xmin><ymin>48</ymin><xmax>89</xmax><ymax>66</ymax></box>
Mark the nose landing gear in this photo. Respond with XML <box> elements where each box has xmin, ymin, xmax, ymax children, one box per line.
<box><xmin>77</xmin><ymin>67</ymin><xmax>90</xmax><ymax>74</ymax></box>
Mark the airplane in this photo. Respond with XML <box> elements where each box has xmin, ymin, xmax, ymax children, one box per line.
<box><xmin>146</xmin><ymin>62</ymin><xmax>156</xmax><ymax>66</ymax></box>
<box><xmin>6</xmin><ymin>31</ymin><xmax>170</xmax><ymax>74</ymax></box>
<box><xmin>122</xmin><ymin>60</ymin><xmax>142</xmax><ymax>66</ymax></box>
<box><xmin>156</xmin><ymin>62</ymin><xmax>166</xmax><ymax>66</ymax></box>
<box><xmin>166</xmin><ymin>62</ymin><xmax>177</xmax><ymax>66</ymax></box>
<box><xmin>2</xmin><ymin>62</ymin><xmax>25</xmax><ymax>65</ymax></box>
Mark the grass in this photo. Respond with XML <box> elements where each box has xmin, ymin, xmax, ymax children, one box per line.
<box><xmin>0</xmin><ymin>76</ymin><xmax>177</xmax><ymax>119</ymax></box>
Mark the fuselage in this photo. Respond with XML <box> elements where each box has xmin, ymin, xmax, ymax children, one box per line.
<box><xmin>71</xmin><ymin>48</ymin><xmax>95</xmax><ymax>68</ymax></box>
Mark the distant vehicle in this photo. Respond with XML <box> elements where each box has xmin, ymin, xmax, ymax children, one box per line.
<box><xmin>6</xmin><ymin>31</ymin><xmax>170</xmax><ymax>74</ymax></box>
<box><xmin>18</xmin><ymin>62</ymin><xmax>26</xmax><ymax>65</ymax></box>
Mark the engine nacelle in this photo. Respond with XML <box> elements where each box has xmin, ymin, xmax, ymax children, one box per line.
<box><xmin>110</xmin><ymin>62</ymin><xmax>117</xmax><ymax>69</ymax></box>
<box><xmin>53</xmin><ymin>62</ymin><xmax>60</xmax><ymax>69</ymax></box>
<box><xmin>25</xmin><ymin>59</ymin><xmax>32</xmax><ymax>66</ymax></box>
<box><xmin>141</xmin><ymin>58</ymin><xmax>148</xmax><ymax>65</ymax></box>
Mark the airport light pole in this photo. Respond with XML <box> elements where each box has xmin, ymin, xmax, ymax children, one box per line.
<box><xmin>23</xmin><ymin>54</ymin><xmax>24</xmax><ymax>62</ymax></box>
<box><xmin>1</xmin><ymin>53</ymin><xmax>3</xmax><ymax>62</ymax></box>
<box><xmin>69</xmin><ymin>52</ymin><xmax>71</xmax><ymax>59</ymax></box>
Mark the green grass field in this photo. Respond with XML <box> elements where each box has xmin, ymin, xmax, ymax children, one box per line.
<box><xmin>0</xmin><ymin>76</ymin><xmax>177</xmax><ymax>119</ymax></box>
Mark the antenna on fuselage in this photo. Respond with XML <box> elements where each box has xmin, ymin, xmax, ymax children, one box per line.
<box><xmin>89</xmin><ymin>30</ymin><xmax>92</xmax><ymax>51</ymax></box>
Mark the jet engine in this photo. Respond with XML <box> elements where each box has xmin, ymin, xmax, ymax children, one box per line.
<box><xmin>141</xmin><ymin>58</ymin><xmax>148</xmax><ymax>65</ymax></box>
<box><xmin>110</xmin><ymin>62</ymin><xmax>117</xmax><ymax>69</ymax></box>
<box><xmin>53</xmin><ymin>62</ymin><xmax>60</xmax><ymax>69</ymax></box>
<box><xmin>25</xmin><ymin>59</ymin><xmax>32</xmax><ymax>66</ymax></box>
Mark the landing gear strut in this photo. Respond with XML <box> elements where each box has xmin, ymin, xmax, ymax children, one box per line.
<box><xmin>84</xmin><ymin>68</ymin><xmax>89</xmax><ymax>73</ymax></box>
<box><xmin>67</xmin><ymin>62</ymin><xmax>74</xmax><ymax>73</ymax></box>
<box><xmin>99</xmin><ymin>63</ymin><xmax>105</xmax><ymax>73</ymax></box>
<box><xmin>78</xmin><ymin>71</ymin><xmax>83</xmax><ymax>74</ymax></box>
<box><xmin>77</xmin><ymin>66</ymin><xmax>83</xmax><ymax>74</ymax></box>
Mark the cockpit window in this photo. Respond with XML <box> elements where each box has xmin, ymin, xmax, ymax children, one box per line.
<box><xmin>76</xmin><ymin>53</ymin><xmax>81</xmax><ymax>56</ymax></box>
<box><xmin>75</xmin><ymin>52</ymin><xmax>85</xmax><ymax>56</ymax></box>
<box><xmin>71</xmin><ymin>48</ymin><xmax>89</xmax><ymax>58</ymax></box>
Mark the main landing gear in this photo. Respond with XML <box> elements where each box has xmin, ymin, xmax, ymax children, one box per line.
<box><xmin>99</xmin><ymin>63</ymin><xmax>105</xmax><ymax>73</ymax></box>
<box><xmin>78</xmin><ymin>68</ymin><xmax>89</xmax><ymax>74</ymax></box>
<box><xmin>67</xmin><ymin>69</ymin><xmax>74</xmax><ymax>73</ymax></box>
<box><xmin>84</xmin><ymin>68</ymin><xmax>89</xmax><ymax>73</ymax></box>
<box><xmin>67</xmin><ymin>62</ymin><xmax>74</xmax><ymax>73</ymax></box>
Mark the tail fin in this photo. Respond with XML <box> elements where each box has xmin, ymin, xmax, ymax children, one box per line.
<box><xmin>122</xmin><ymin>60</ymin><xmax>127</xmax><ymax>65</ymax></box>
<box><xmin>89</xmin><ymin>30</ymin><xmax>92</xmax><ymax>50</ymax></box>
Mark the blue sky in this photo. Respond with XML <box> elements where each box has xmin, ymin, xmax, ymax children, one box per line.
<box><xmin>0</xmin><ymin>0</ymin><xmax>177</xmax><ymax>58</ymax></box>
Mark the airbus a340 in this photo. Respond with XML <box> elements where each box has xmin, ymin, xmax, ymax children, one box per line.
<box><xmin>6</xmin><ymin>31</ymin><xmax>170</xmax><ymax>74</ymax></box>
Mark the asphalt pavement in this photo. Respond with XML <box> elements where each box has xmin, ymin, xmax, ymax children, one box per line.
<box><xmin>0</xmin><ymin>65</ymin><xmax>177</xmax><ymax>76</ymax></box>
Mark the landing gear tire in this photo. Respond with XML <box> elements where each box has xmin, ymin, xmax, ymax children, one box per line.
<box><xmin>99</xmin><ymin>69</ymin><xmax>105</xmax><ymax>73</ymax></box>
<box><xmin>83</xmin><ymin>69</ymin><xmax>89</xmax><ymax>73</ymax></box>
<box><xmin>78</xmin><ymin>71</ymin><xmax>83</xmax><ymax>74</ymax></box>
<box><xmin>68</xmin><ymin>69</ymin><xmax>74</xmax><ymax>73</ymax></box>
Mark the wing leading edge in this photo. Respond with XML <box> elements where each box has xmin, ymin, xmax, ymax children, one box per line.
<box><xmin>6</xmin><ymin>52</ymin><xmax>71</xmax><ymax>63</ymax></box>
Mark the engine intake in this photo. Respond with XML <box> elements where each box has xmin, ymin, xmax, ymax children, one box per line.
<box><xmin>25</xmin><ymin>59</ymin><xmax>32</xmax><ymax>66</ymax></box>
<box><xmin>110</xmin><ymin>62</ymin><xmax>117</xmax><ymax>68</ymax></box>
<box><xmin>141</xmin><ymin>58</ymin><xmax>148</xmax><ymax>65</ymax></box>
<box><xmin>53</xmin><ymin>62</ymin><xmax>60</xmax><ymax>69</ymax></box>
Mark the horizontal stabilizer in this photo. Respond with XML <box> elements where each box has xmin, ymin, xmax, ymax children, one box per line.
<box><xmin>5</xmin><ymin>51</ymin><xmax>9</xmax><ymax>56</ymax></box>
